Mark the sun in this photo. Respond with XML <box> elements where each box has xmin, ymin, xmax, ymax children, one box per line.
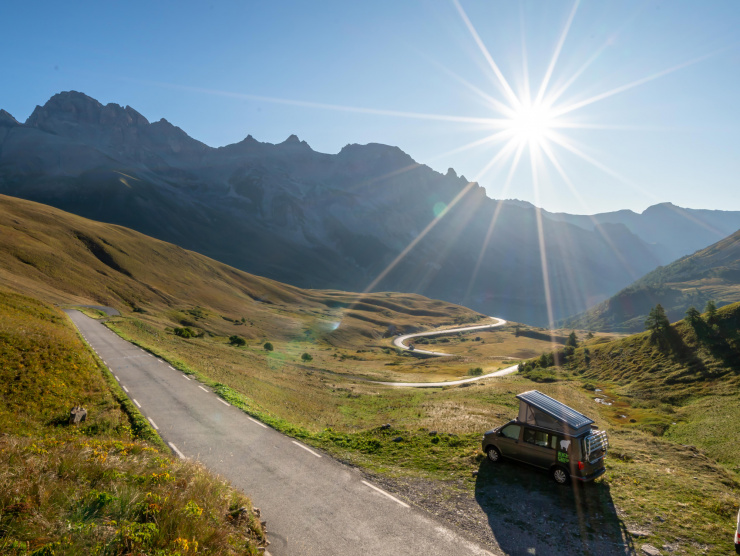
<box><xmin>507</xmin><ymin>101</ymin><xmax>556</xmax><ymax>147</ymax></box>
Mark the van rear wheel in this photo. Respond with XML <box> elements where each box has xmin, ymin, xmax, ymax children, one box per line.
<box><xmin>486</xmin><ymin>446</ymin><xmax>501</xmax><ymax>463</ymax></box>
<box><xmin>551</xmin><ymin>466</ymin><xmax>570</xmax><ymax>485</ymax></box>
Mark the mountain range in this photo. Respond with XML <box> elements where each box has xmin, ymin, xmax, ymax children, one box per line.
<box><xmin>2</xmin><ymin>91</ymin><xmax>739</xmax><ymax>325</ymax></box>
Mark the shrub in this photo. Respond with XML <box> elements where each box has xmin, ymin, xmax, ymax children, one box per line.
<box><xmin>467</xmin><ymin>367</ymin><xmax>483</xmax><ymax>376</ymax></box>
<box><xmin>229</xmin><ymin>335</ymin><xmax>246</xmax><ymax>347</ymax></box>
<box><xmin>301</xmin><ymin>352</ymin><xmax>313</xmax><ymax>362</ymax></box>
<box><xmin>263</xmin><ymin>342</ymin><xmax>274</xmax><ymax>352</ymax></box>
<box><xmin>174</xmin><ymin>327</ymin><xmax>194</xmax><ymax>338</ymax></box>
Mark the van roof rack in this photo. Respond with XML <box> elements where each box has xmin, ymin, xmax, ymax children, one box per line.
<box><xmin>516</xmin><ymin>390</ymin><xmax>594</xmax><ymax>435</ymax></box>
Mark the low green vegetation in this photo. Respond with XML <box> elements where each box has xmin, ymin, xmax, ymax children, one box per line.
<box><xmin>0</xmin><ymin>289</ymin><xmax>266</xmax><ymax>554</ymax></box>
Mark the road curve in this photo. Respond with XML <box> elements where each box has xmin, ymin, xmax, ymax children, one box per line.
<box><xmin>65</xmin><ymin>310</ymin><xmax>496</xmax><ymax>556</ymax></box>
<box><xmin>392</xmin><ymin>317</ymin><xmax>508</xmax><ymax>357</ymax></box>
<box><xmin>379</xmin><ymin>317</ymin><xmax>518</xmax><ymax>387</ymax></box>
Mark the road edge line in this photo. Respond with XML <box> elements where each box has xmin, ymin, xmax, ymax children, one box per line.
<box><xmin>168</xmin><ymin>442</ymin><xmax>186</xmax><ymax>459</ymax></box>
<box><xmin>292</xmin><ymin>440</ymin><xmax>322</xmax><ymax>458</ymax></box>
<box><xmin>361</xmin><ymin>480</ymin><xmax>410</xmax><ymax>508</ymax></box>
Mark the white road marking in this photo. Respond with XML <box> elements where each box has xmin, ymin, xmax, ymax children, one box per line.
<box><xmin>158</xmin><ymin>359</ymin><xmax>162</xmax><ymax>363</ymax></box>
<box><xmin>198</xmin><ymin>385</ymin><xmax>208</xmax><ymax>392</ymax></box>
<box><xmin>361</xmin><ymin>480</ymin><xmax>410</xmax><ymax>508</ymax></box>
<box><xmin>168</xmin><ymin>442</ymin><xmax>185</xmax><ymax>459</ymax></box>
<box><xmin>147</xmin><ymin>417</ymin><xmax>159</xmax><ymax>430</ymax></box>
<box><xmin>292</xmin><ymin>441</ymin><xmax>322</xmax><ymax>458</ymax></box>
<box><xmin>218</xmin><ymin>398</ymin><xmax>230</xmax><ymax>406</ymax></box>
<box><xmin>114</xmin><ymin>375</ymin><xmax>120</xmax><ymax>381</ymax></box>
<box><xmin>168</xmin><ymin>365</ymin><xmax>175</xmax><ymax>370</ymax></box>
<box><xmin>182</xmin><ymin>375</ymin><xmax>191</xmax><ymax>381</ymax></box>
<box><xmin>148</xmin><ymin>353</ymin><xmax>153</xmax><ymax>357</ymax></box>
<box><xmin>133</xmin><ymin>399</ymin><xmax>141</xmax><ymax>408</ymax></box>
<box><xmin>122</xmin><ymin>385</ymin><xmax>129</xmax><ymax>392</ymax></box>
<box><xmin>247</xmin><ymin>416</ymin><xmax>268</xmax><ymax>429</ymax></box>
<box><xmin>103</xmin><ymin>361</ymin><xmax>107</xmax><ymax>365</ymax></box>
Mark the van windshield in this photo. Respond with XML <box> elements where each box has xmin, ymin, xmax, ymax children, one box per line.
<box><xmin>501</xmin><ymin>424</ymin><xmax>521</xmax><ymax>440</ymax></box>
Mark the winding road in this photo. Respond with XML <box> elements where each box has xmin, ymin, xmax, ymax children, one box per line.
<box><xmin>66</xmin><ymin>310</ymin><xmax>496</xmax><ymax>556</ymax></box>
<box><xmin>381</xmin><ymin>317</ymin><xmax>519</xmax><ymax>387</ymax></box>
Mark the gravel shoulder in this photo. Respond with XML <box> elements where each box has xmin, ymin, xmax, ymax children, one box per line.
<box><xmin>366</xmin><ymin>461</ymin><xmax>635</xmax><ymax>556</ymax></box>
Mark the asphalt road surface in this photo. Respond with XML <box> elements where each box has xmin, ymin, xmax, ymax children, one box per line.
<box><xmin>66</xmin><ymin>310</ymin><xmax>496</xmax><ymax>556</ymax></box>
<box><xmin>383</xmin><ymin>317</ymin><xmax>519</xmax><ymax>387</ymax></box>
<box><xmin>374</xmin><ymin>363</ymin><xmax>519</xmax><ymax>388</ymax></box>
<box><xmin>392</xmin><ymin>317</ymin><xmax>508</xmax><ymax>357</ymax></box>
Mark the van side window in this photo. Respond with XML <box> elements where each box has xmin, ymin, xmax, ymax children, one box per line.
<box><xmin>534</xmin><ymin>431</ymin><xmax>549</xmax><ymax>447</ymax></box>
<box><xmin>523</xmin><ymin>428</ymin><xmax>536</xmax><ymax>444</ymax></box>
<box><xmin>501</xmin><ymin>424</ymin><xmax>521</xmax><ymax>440</ymax></box>
<box><xmin>525</xmin><ymin>429</ymin><xmax>551</xmax><ymax>447</ymax></box>
<box><xmin>551</xmin><ymin>435</ymin><xmax>572</xmax><ymax>452</ymax></box>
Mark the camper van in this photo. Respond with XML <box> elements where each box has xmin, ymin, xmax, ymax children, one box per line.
<box><xmin>481</xmin><ymin>390</ymin><xmax>608</xmax><ymax>484</ymax></box>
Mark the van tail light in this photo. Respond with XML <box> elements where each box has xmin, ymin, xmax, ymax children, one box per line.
<box><xmin>578</xmin><ymin>461</ymin><xmax>585</xmax><ymax>471</ymax></box>
<box><xmin>735</xmin><ymin>531</ymin><xmax>740</xmax><ymax>544</ymax></box>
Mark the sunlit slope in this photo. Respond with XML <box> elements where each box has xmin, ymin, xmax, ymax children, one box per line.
<box><xmin>569</xmin><ymin>301</ymin><xmax>740</xmax><ymax>400</ymax></box>
<box><xmin>564</xmin><ymin>228</ymin><xmax>740</xmax><ymax>332</ymax></box>
<box><xmin>564</xmin><ymin>301</ymin><xmax>740</xmax><ymax>472</ymax></box>
<box><xmin>0</xmin><ymin>194</ymin><xmax>484</xmax><ymax>343</ymax></box>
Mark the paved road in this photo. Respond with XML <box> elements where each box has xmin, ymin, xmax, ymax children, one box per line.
<box><xmin>374</xmin><ymin>364</ymin><xmax>519</xmax><ymax>388</ymax></box>
<box><xmin>392</xmin><ymin>317</ymin><xmax>508</xmax><ymax>357</ymax></box>
<box><xmin>382</xmin><ymin>317</ymin><xmax>518</xmax><ymax>387</ymax></box>
<box><xmin>66</xmin><ymin>310</ymin><xmax>496</xmax><ymax>556</ymax></box>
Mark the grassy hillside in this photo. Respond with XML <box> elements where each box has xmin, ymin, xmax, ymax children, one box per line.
<box><xmin>0</xmin><ymin>288</ymin><xmax>266</xmax><ymax>554</ymax></box>
<box><xmin>0</xmin><ymin>193</ymin><xmax>484</xmax><ymax>348</ymax></box>
<box><xmin>564</xmin><ymin>228</ymin><xmax>740</xmax><ymax>332</ymax></box>
<box><xmin>3</xmin><ymin>195</ymin><xmax>740</xmax><ymax>554</ymax></box>
<box><xmin>522</xmin><ymin>302</ymin><xmax>740</xmax><ymax>468</ymax></box>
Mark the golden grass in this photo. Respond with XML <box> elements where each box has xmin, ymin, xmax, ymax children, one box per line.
<box><xmin>0</xmin><ymin>288</ymin><xmax>266</xmax><ymax>554</ymax></box>
<box><xmin>0</xmin><ymin>194</ymin><xmax>484</xmax><ymax>350</ymax></box>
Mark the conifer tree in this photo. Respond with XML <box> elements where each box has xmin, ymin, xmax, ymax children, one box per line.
<box><xmin>705</xmin><ymin>300</ymin><xmax>718</xmax><ymax>324</ymax></box>
<box><xmin>645</xmin><ymin>304</ymin><xmax>670</xmax><ymax>336</ymax></box>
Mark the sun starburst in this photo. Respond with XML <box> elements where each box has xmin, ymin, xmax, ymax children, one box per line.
<box><xmin>506</xmin><ymin>100</ymin><xmax>557</xmax><ymax>147</ymax></box>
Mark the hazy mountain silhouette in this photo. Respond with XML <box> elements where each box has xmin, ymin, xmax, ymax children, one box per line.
<box><xmin>540</xmin><ymin>203</ymin><xmax>740</xmax><ymax>265</ymax></box>
<box><xmin>1</xmin><ymin>91</ymin><xmax>738</xmax><ymax>325</ymax></box>
<box><xmin>563</xmin><ymin>229</ymin><xmax>740</xmax><ymax>332</ymax></box>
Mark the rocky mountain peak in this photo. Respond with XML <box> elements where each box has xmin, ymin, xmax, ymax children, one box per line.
<box><xmin>0</xmin><ymin>109</ymin><xmax>20</xmax><ymax>127</ymax></box>
<box><xmin>278</xmin><ymin>134</ymin><xmax>312</xmax><ymax>151</ymax></box>
<box><xmin>26</xmin><ymin>91</ymin><xmax>150</xmax><ymax>135</ymax></box>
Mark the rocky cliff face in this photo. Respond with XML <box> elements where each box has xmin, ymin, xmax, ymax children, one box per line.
<box><xmin>0</xmin><ymin>91</ymin><xmax>727</xmax><ymax>325</ymax></box>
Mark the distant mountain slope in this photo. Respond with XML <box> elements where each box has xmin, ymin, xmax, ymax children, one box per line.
<box><xmin>540</xmin><ymin>202</ymin><xmax>740</xmax><ymax>264</ymax></box>
<box><xmin>563</xmin><ymin>229</ymin><xmax>740</xmax><ymax>332</ymax></box>
<box><xmin>2</xmin><ymin>91</ymin><xmax>733</xmax><ymax>325</ymax></box>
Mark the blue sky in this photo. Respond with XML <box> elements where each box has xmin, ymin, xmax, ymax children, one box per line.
<box><xmin>2</xmin><ymin>0</ymin><xmax>739</xmax><ymax>214</ymax></box>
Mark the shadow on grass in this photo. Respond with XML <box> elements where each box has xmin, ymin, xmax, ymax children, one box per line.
<box><xmin>474</xmin><ymin>459</ymin><xmax>634</xmax><ymax>556</ymax></box>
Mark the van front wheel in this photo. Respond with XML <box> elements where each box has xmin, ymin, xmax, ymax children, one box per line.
<box><xmin>486</xmin><ymin>446</ymin><xmax>501</xmax><ymax>463</ymax></box>
<box><xmin>551</xmin><ymin>466</ymin><xmax>570</xmax><ymax>485</ymax></box>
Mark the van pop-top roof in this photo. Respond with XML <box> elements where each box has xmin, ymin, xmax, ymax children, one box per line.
<box><xmin>516</xmin><ymin>390</ymin><xmax>594</xmax><ymax>436</ymax></box>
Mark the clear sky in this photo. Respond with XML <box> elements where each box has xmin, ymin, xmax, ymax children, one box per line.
<box><xmin>2</xmin><ymin>1</ymin><xmax>739</xmax><ymax>214</ymax></box>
